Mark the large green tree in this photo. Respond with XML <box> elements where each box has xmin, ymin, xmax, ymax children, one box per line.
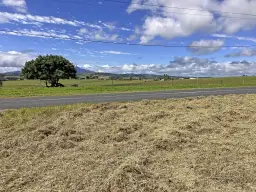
<box><xmin>22</xmin><ymin>55</ymin><xmax>76</xmax><ymax>87</ymax></box>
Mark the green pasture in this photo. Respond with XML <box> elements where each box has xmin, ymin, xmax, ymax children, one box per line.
<box><xmin>0</xmin><ymin>76</ymin><xmax>256</xmax><ymax>98</ymax></box>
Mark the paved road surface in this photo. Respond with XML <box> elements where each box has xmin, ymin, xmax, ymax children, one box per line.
<box><xmin>1</xmin><ymin>87</ymin><xmax>256</xmax><ymax>110</ymax></box>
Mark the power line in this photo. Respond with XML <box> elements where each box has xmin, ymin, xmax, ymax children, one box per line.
<box><xmin>52</xmin><ymin>0</ymin><xmax>256</xmax><ymax>20</ymax></box>
<box><xmin>1</xmin><ymin>29</ymin><xmax>256</xmax><ymax>48</ymax></box>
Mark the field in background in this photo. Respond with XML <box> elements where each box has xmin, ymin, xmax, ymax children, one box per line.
<box><xmin>1</xmin><ymin>76</ymin><xmax>256</xmax><ymax>98</ymax></box>
<box><xmin>1</xmin><ymin>95</ymin><xmax>256</xmax><ymax>191</ymax></box>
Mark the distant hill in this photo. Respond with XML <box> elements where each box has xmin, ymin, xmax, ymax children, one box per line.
<box><xmin>2</xmin><ymin>71</ymin><xmax>21</xmax><ymax>76</ymax></box>
<box><xmin>0</xmin><ymin>67</ymin><xmax>93</xmax><ymax>76</ymax></box>
<box><xmin>75</xmin><ymin>66</ymin><xmax>94</xmax><ymax>74</ymax></box>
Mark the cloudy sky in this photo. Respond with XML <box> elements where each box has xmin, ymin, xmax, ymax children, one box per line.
<box><xmin>0</xmin><ymin>0</ymin><xmax>256</xmax><ymax>76</ymax></box>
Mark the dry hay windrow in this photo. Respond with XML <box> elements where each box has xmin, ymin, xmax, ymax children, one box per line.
<box><xmin>0</xmin><ymin>94</ymin><xmax>256</xmax><ymax>192</ymax></box>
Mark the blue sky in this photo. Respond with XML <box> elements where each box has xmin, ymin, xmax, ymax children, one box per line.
<box><xmin>0</xmin><ymin>0</ymin><xmax>256</xmax><ymax>76</ymax></box>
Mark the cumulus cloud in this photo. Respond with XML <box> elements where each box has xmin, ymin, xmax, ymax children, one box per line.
<box><xmin>0</xmin><ymin>51</ymin><xmax>34</xmax><ymax>72</ymax></box>
<box><xmin>225</xmin><ymin>48</ymin><xmax>256</xmax><ymax>57</ymax></box>
<box><xmin>188</xmin><ymin>39</ymin><xmax>224</xmax><ymax>54</ymax></box>
<box><xmin>215</xmin><ymin>0</ymin><xmax>256</xmax><ymax>34</ymax></box>
<box><xmin>127</xmin><ymin>0</ymin><xmax>256</xmax><ymax>43</ymax></box>
<box><xmin>100</xmin><ymin>51</ymin><xmax>131</xmax><ymax>55</ymax></box>
<box><xmin>78</xmin><ymin>56</ymin><xmax>256</xmax><ymax>77</ymax></box>
<box><xmin>1</xmin><ymin>0</ymin><xmax>27</xmax><ymax>13</ymax></box>
<box><xmin>139</xmin><ymin>15</ymin><xmax>214</xmax><ymax>44</ymax></box>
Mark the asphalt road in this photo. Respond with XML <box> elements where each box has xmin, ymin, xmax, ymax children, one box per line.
<box><xmin>1</xmin><ymin>87</ymin><xmax>256</xmax><ymax>110</ymax></box>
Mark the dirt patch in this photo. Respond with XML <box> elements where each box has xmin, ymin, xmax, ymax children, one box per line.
<box><xmin>0</xmin><ymin>94</ymin><xmax>256</xmax><ymax>191</ymax></box>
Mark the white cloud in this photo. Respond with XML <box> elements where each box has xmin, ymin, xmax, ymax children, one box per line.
<box><xmin>0</xmin><ymin>12</ymin><xmax>82</xmax><ymax>26</ymax></box>
<box><xmin>100</xmin><ymin>21</ymin><xmax>133</xmax><ymax>32</ymax></box>
<box><xmin>73</xmin><ymin>35</ymin><xmax>83</xmax><ymax>40</ymax></box>
<box><xmin>95</xmin><ymin>32</ymin><xmax>118</xmax><ymax>41</ymax></box>
<box><xmin>78</xmin><ymin>28</ymin><xmax>119</xmax><ymax>41</ymax></box>
<box><xmin>188</xmin><ymin>39</ymin><xmax>224</xmax><ymax>54</ymax></box>
<box><xmin>0</xmin><ymin>11</ymin><xmax>133</xmax><ymax>34</ymax></box>
<box><xmin>109</xmin><ymin>34</ymin><xmax>118</xmax><ymax>41</ymax></box>
<box><xmin>0</xmin><ymin>29</ymin><xmax>75</xmax><ymax>40</ymax></box>
<box><xmin>0</xmin><ymin>67</ymin><xmax>21</xmax><ymax>73</ymax></box>
<box><xmin>7</xmin><ymin>51</ymin><xmax>23</xmax><ymax>55</ymax></box>
<box><xmin>84</xmin><ymin>57</ymin><xmax>256</xmax><ymax>77</ymax></box>
<box><xmin>120</xmin><ymin>27</ymin><xmax>133</xmax><ymax>32</ymax></box>
<box><xmin>0</xmin><ymin>12</ymin><xmax>133</xmax><ymax>42</ymax></box>
<box><xmin>139</xmin><ymin>14</ymin><xmax>214</xmax><ymax>44</ymax></box>
<box><xmin>127</xmin><ymin>34</ymin><xmax>137</xmax><ymax>41</ymax></box>
<box><xmin>78</xmin><ymin>28</ymin><xmax>88</xmax><ymax>35</ymax></box>
<box><xmin>0</xmin><ymin>51</ymin><xmax>34</xmax><ymax>70</ymax></box>
<box><xmin>127</xmin><ymin>0</ymin><xmax>256</xmax><ymax>43</ymax></box>
<box><xmin>2</xmin><ymin>53</ymin><xmax>256</xmax><ymax>77</ymax></box>
<box><xmin>215</xmin><ymin>0</ymin><xmax>256</xmax><ymax>34</ymax></box>
<box><xmin>75</xmin><ymin>41</ymin><xmax>89</xmax><ymax>45</ymax></box>
<box><xmin>212</xmin><ymin>34</ymin><xmax>256</xmax><ymax>43</ymax></box>
<box><xmin>225</xmin><ymin>48</ymin><xmax>256</xmax><ymax>57</ymax></box>
<box><xmin>1</xmin><ymin>0</ymin><xmax>27</xmax><ymax>13</ymax></box>
<box><xmin>100</xmin><ymin>50</ymin><xmax>131</xmax><ymax>55</ymax></box>
<box><xmin>101</xmin><ymin>22</ymin><xmax>115</xmax><ymax>30</ymax></box>
<box><xmin>0</xmin><ymin>12</ymin><xmax>101</xmax><ymax>28</ymax></box>
<box><xmin>83</xmin><ymin>64</ymin><xmax>92</xmax><ymax>68</ymax></box>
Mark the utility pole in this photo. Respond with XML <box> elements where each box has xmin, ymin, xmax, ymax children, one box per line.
<box><xmin>0</xmin><ymin>74</ymin><xmax>3</xmax><ymax>87</ymax></box>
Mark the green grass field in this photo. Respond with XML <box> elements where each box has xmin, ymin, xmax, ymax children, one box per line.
<box><xmin>1</xmin><ymin>76</ymin><xmax>256</xmax><ymax>98</ymax></box>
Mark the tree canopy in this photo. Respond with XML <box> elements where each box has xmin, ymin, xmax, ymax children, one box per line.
<box><xmin>22</xmin><ymin>55</ymin><xmax>76</xmax><ymax>87</ymax></box>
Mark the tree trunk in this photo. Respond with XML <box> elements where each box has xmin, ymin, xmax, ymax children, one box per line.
<box><xmin>50</xmin><ymin>79</ymin><xmax>57</xmax><ymax>87</ymax></box>
<box><xmin>48</xmin><ymin>78</ymin><xmax>62</xmax><ymax>87</ymax></box>
<box><xmin>45</xmin><ymin>81</ymin><xmax>49</xmax><ymax>88</ymax></box>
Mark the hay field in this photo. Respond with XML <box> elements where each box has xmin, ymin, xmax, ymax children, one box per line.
<box><xmin>1</xmin><ymin>95</ymin><xmax>256</xmax><ymax>191</ymax></box>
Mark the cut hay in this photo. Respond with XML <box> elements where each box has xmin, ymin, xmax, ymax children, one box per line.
<box><xmin>1</xmin><ymin>94</ymin><xmax>256</xmax><ymax>191</ymax></box>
